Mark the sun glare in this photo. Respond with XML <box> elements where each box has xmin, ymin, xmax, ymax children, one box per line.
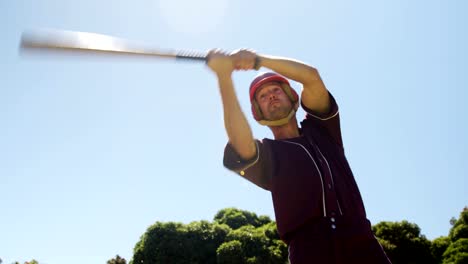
<box><xmin>75</xmin><ymin>31</ymin><xmax>119</xmax><ymax>51</ymax></box>
<box><xmin>157</xmin><ymin>0</ymin><xmax>229</xmax><ymax>34</ymax></box>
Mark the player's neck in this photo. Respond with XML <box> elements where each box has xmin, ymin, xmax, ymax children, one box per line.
<box><xmin>269</xmin><ymin>117</ymin><xmax>300</xmax><ymax>140</ymax></box>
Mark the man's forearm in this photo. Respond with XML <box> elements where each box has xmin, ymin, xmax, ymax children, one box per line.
<box><xmin>257</xmin><ymin>54</ymin><xmax>330</xmax><ymax>114</ymax></box>
<box><xmin>257</xmin><ymin>54</ymin><xmax>320</xmax><ymax>86</ymax></box>
<box><xmin>217</xmin><ymin>74</ymin><xmax>256</xmax><ymax>160</ymax></box>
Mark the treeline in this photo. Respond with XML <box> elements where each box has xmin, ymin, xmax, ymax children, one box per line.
<box><xmin>126</xmin><ymin>207</ymin><xmax>468</xmax><ymax>264</ymax></box>
<box><xmin>8</xmin><ymin>207</ymin><xmax>467</xmax><ymax>264</ymax></box>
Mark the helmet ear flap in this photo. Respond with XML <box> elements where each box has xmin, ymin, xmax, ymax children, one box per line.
<box><xmin>280</xmin><ymin>83</ymin><xmax>299</xmax><ymax>103</ymax></box>
<box><xmin>251</xmin><ymin>100</ymin><xmax>264</xmax><ymax>121</ymax></box>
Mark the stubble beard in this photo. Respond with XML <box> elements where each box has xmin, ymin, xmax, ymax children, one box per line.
<box><xmin>265</xmin><ymin>104</ymin><xmax>292</xmax><ymax>121</ymax></box>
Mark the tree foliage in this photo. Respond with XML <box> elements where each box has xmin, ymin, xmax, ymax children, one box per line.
<box><xmin>132</xmin><ymin>220</ymin><xmax>231</xmax><ymax>264</ymax></box>
<box><xmin>373</xmin><ymin>220</ymin><xmax>434</xmax><ymax>264</ymax></box>
<box><xmin>132</xmin><ymin>208</ymin><xmax>285</xmax><ymax>264</ymax></box>
<box><xmin>442</xmin><ymin>238</ymin><xmax>468</xmax><ymax>264</ymax></box>
<box><xmin>11</xmin><ymin>260</ymin><xmax>40</xmax><ymax>264</ymax></box>
<box><xmin>216</xmin><ymin>240</ymin><xmax>245</xmax><ymax>264</ymax></box>
<box><xmin>431</xmin><ymin>236</ymin><xmax>451</xmax><ymax>264</ymax></box>
<box><xmin>130</xmin><ymin>206</ymin><xmax>468</xmax><ymax>264</ymax></box>
<box><xmin>442</xmin><ymin>207</ymin><xmax>468</xmax><ymax>264</ymax></box>
<box><xmin>213</xmin><ymin>210</ymin><xmax>287</xmax><ymax>264</ymax></box>
<box><xmin>449</xmin><ymin>207</ymin><xmax>468</xmax><ymax>242</ymax></box>
<box><xmin>107</xmin><ymin>255</ymin><xmax>127</xmax><ymax>264</ymax></box>
<box><xmin>214</xmin><ymin>207</ymin><xmax>271</xmax><ymax>229</ymax></box>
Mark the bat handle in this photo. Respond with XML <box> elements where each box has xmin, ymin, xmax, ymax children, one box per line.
<box><xmin>175</xmin><ymin>51</ymin><xmax>207</xmax><ymax>62</ymax></box>
<box><xmin>175</xmin><ymin>51</ymin><xmax>261</xmax><ymax>70</ymax></box>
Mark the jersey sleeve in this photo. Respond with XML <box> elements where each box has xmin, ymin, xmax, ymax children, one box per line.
<box><xmin>223</xmin><ymin>140</ymin><xmax>272</xmax><ymax>190</ymax></box>
<box><xmin>301</xmin><ymin>92</ymin><xmax>344</xmax><ymax>149</ymax></box>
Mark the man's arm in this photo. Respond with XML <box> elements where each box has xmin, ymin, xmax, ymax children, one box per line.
<box><xmin>232</xmin><ymin>50</ymin><xmax>331</xmax><ymax>116</ymax></box>
<box><xmin>207</xmin><ymin>50</ymin><xmax>256</xmax><ymax>160</ymax></box>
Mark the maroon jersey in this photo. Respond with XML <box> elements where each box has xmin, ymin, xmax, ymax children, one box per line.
<box><xmin>223</xmin><ymin>93</ymin><xmax>391</xmax><ymax>263</ymax></box>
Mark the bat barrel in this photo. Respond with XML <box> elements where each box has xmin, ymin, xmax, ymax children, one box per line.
<box><xmin>20</xmin><ymin>28</ymin><xmax>208</xmax><ymax>63</ymax></box>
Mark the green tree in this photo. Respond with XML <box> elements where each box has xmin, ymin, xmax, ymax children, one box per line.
<box><xmin>107</xmin><ymin>255</ymin><xmax>127</xmax><ymax>264</ymax></box>
<box><xmin>214</xmin><ymin>207</ymin><xmax>271</xmax><ymax>229</ymax></box>
<box><xmin>220</xmin><ymin>224</ymin><xmax>287</xmax><ymax>263</ymax></box>
<box><xmin>131</xmin><ymin>208</ymin><xmax>287</xmax><ymax>264</ymax></box>
<box><xmin>258</xmin><ymin>221</ymin><xmax>288</xmax><ymax>263</ymax></box>
<box><xmin>184</xmin><ymin>221</ymin><xmax>232</xmax><ymax>263</ymax></box>
<box><xmin>373</xmin><ymin>220</ymin><xmax>435</xmax><ymax>264</ymax></box>
<box><xmin>442</xmin><ymin>238</ymin><xmax>468</xmax><ymax>264</ymax></box>
<box><xmin>216</xmin><ymin>240</ymin><xmax>245</xmax><ymax>264</ymax></box>
<box><xmin>24</xmin><ymin>260</ymin><xmax>39</xmax><ymax>264</ymax></box>
<box><xmin>442</xmin><ymin>207</ymin><xmax>468</xmax><ymax>264</ymax></box>
<box><xmin>431</xmin><ymin>236</ymin><xmax>451</xmax><ymax>263</ymax></box>
<box><xmin>449</xmin><ymin>207</ymin><xmax>468</xmax><ymax>242</ymax></box>
<box><xmin>259</xmin><ymin>221</ymin><xmax>281</xmax><ymax>241</ymax></box>
<box><xmin>132</xmin><ymin>221</ymin><xmax>231</xmax><ymax>264</ymax></box>
<box><xmin>258</xmin><ymin>215</ymin><xmax>274</xmax><ymax>227</ymax></box>
<box><xmin>9</xmin><ymin>260</ymin><xmax>42</xmax><ymax>264</ymax></box>
<box><xmin>132</xmin><ymin>221</ymin><xmax>187</xmax><ymax>263</ymax></box>
<box><xmin>225</xmin><ymin>225</ymin><xmax>270</xmax><ymax>262</ymax></box>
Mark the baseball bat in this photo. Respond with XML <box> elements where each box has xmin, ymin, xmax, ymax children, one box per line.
<box><xmin>20</xmin><ymin>28</ymin><xmax>208</xmax><ymax>62</ymax></box>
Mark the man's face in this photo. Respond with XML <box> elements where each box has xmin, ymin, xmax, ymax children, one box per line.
<box><xmin>255</xmin><ymin>82</ymin><xmax>293</xmax><ymax>121</ymax></box>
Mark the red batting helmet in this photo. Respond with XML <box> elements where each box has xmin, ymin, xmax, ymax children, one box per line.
<box><xmin>249</xmin><ymin>72</ymin><xmax>299</xmax><ymax>121</ymax></box>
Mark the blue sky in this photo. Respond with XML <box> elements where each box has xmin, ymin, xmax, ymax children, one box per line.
<box><xmin>1</xmin><ymin>0</ymin><xmax>467</xmax><ymax>263</ymax></box>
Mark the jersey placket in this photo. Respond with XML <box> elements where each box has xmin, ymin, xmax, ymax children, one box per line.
<box><xmin>312</xmin><ymin>144</ymin><xmax>343</xmax><ymax>230</ymax></box>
